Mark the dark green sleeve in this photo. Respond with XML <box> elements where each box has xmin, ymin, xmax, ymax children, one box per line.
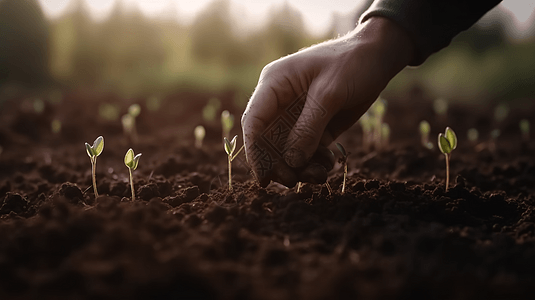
<box><xmin>359</xmin><ymin>0</ymin><xmax>502</xmax><ymax>65</ymax></box>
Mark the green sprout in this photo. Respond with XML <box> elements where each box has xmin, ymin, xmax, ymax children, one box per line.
<box><xmin>359</xmin><ymin>113</ymin><xmax>373</xmax><ymax>150</ymax></box>
<box><xmin>520</xmin><ymin>119</ymin><xmax>530</xmax><ymax>142</ymax></box>
<box><xmin>494</xmin><ymin>103</ymin><xmax>509</xmax><ymax>123</ymax></box>
<box><xmin>419</xmin><ymin>120</ymin><xmax>433</xmax><ymax>149</ymax></box>
<box><xmin>467</xmin><ymin>128</ymin><xmax>479</xmax><ymax>143</ymax></box>
<box><xmin>335</xmin><ymin>142</ymin><xmax>350</xmax><ymax>194</ymax></box>
<box><xmin>33</xmin><ymin>98</ymin><xmax>44</xmax><ymax>114</ymax></box>
<box><xmin>85</xmin><ymin>136</ymin><xmax>104</xmax><ymax>197</ymax></box>
<box><xmin>371</xmin><ymin>98</ymin><xmax>386</xmax><ymax>149</ymax></box>
<box><xmin>99</xmin><ymin>103</ymin><xmax>120</xmax><ymax>121</ymax></box>
<box><xmin>381</xmin><ymin>123</ymin><xmax>390</xmax><ymax>148</ymax></box>
<box><xmin>221</xmin><ymin>110</ymin><xmax>234</xmax><ymax>140</ymax></box>
<box><xmin>124</xmin><ymin>148</ymin><xmax>142</xmax><ymax>201</ymax></box>
<box><xmin>433</xmin><ymin>98</ymin><xmax>448</xmax><ymax>117</ymax></box>
<box><xmin>122</xmin><ymin>104</ymin><xmax>141</xmax><ymax>144</ymax></box>
<box><xmin>51</xmin><ymin>119</ymin><xmax>62</xmax><ymax>134</ymax></box>
<box><xmin>194</xmin><ymin>125</ymin><xmax>206</xmax><ymax>149</ymax></box>
<box><xmin>202</xmin><ymin>97</ymin><xmax>221</xmax><ymax>122</ymax></box>
<box><xmin>438</xmin><ymin>127</ymin><xmax>457</xmax><ymax>192</ymax></box>
<box><xmin>224</xmin><ymin>135</ymin><xmax>244</xmax><ymax>191</ymax></box>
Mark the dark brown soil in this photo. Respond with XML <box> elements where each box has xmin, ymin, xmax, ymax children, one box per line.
<box><xmin>0</xmin><ymin>88</ymin><xmax>534</xmax><ymax>300</ymax></box>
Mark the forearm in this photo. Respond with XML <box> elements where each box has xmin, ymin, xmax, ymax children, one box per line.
<box><xmin>360</xmin><ymin>0</ymin><xmax>502</xmax><ymax>65</ymax></box>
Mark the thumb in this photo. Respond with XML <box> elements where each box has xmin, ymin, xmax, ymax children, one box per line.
<box><xmin>283</xmin><ymin>91</ymin><xmax>334</xmax><ymax>168</ymax></box>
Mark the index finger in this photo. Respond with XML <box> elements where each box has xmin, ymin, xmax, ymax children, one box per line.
<box><xmin>241</xmin><ymin>79</ymin><xmax>299</xmax><ymax>187</ymax></box>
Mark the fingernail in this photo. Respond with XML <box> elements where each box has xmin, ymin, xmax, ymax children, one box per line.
<box><xmin>284</xmin><ymin>148</ymin><xmax>307</xmax><ymax>168</ymax></box>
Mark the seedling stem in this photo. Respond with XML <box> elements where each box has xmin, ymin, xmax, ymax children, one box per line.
<box><xmin>224</xmin><ymin>135</ymin><xmax>243</xmax><ymax>191</ymax></box>
<box><xmin>85</xmin><ymin>136</ymin><xmax>104</xmax><ymax>198</ymax></box>
<box><xmin>438</xmin><ymin>127</ymin><xmax>457</xmax><ymax>192</ymax></box>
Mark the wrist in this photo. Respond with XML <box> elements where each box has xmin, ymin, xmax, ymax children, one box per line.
<box><xmin>347</xmin><ymin>16</ymin><xmax>415</xmax><ymax>75</ymax></box>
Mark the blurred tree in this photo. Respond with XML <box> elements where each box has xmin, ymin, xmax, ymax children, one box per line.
<box><xmin>190</xmin><ymin>0</ymin><xmax>237</xmax><ymax>65</ymax></box>
<box><xmin>264</xmin><ymin>2</ymin><xmax>307</xmax><ymax>57</ymax></box>
<box><xmin>0</xmin><ymin>0</ymin><xmax>50</xmax><ymax>85</ymax></box>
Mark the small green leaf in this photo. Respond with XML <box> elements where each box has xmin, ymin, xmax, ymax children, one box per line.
<box><xmin>438</xmin><ymin>133</ymin><xmax>452</xmax><ymax>154</ymax></box>
<box><xmin>230</xmin><ymin>135</ymin><xmax>237</xmax><ymax>149</ymax></box>
<box><xmin>125</xmin><ymin>148</ymin><xmax>134</xmax><ymax>169</ymax></box>
<box><xmin>224</xmin><ymin>136</ymin><xmax>237</xmax><ymax>155</ymax></box>
<box><xmin>335</xmin><ymin>142</ymin><xmax>347</xmax><ymax>157</ymax></box>
<box><xmin>445</xmin><ymin>127</ymin><xmax>457</xmax><ymax>150</ymax></box>
<box><xmin>132</xmin><ymin>153</ymin><xmax>142</xmax><ymax>170</ymax></box>
<box><xmin>85</xmin><ymin>142</ymin><xmax>94</xmax><ymax>158</ymax></box>
<box><xmin>224</xmin><ymin>137</ymin><xmax>232</xmax><ymax>155</ymax></box>
<box><xmin>93</xmin><ymin>136</ymin><xmax>104</xmax><ymax>156</ymax></box>
<box><xmin>419</xmin><ymin>120</ymin><xmax>430</xmax><ymax>135</ymax></box>
<box><xmin>128</xmin><ymin>104</ymin><xmax>141</xmax><ymax>117</ymax></box>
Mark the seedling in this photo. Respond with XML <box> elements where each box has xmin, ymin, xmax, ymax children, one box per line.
<box><xmin>122</xmin><ymin>103</ymin><xmax>141</xmax><ymax>144</ymax></box>
<box><xmin>433</xmin><ymin>98</ymin><xmax>448</xmax><ymax>117</ymax></box>
<box><xmin>194</xmin><ymin>125</ymin><xmax>206</xmax><ymax>149</ymax></box>
<box><xmin>520</xmin><ymin>119</ymin><xmax>530</xmax><ymax>141</ymax></box>
<box><xmin>359</xmin><ymin>113</ymin><xmax>373</xmax><ymax>150</ymax></box>
<box><xmin>381</xmin><ymin>123</ymin><xmax>390</xmax><ymax>148</ymax></box>
<box><xmin>221</xmin><ymin>110</ymin><xmax>234</xmax><ymax>139</ymax></box>
<box><xmin>99</xmin><ymin>103</ymin><xmax>120</xmax><ymax>121</ymax></box>
<box><xmin>371</xmin><ymin>98</ymin><xmax>386</xmax><ymax>148</ymax></box>
<box><xmin>202</xmin><ymin>97</ymin><xmax>221</xmax><ymax>122</ymax></box>
<box><xmin>494</xmin><ymin>103</ymin><xmax>509</xmax><ymax>123</ymax></box>
<box><xmin>438</xmin><ymin>127</ymin><xmax>457</xmax><ymax>192</ymax></box>
<box><xmin>296</xmin><ymin>182</ymin><xmax>303</xmax><ymax>193</ymax></box>
<box><xmin>335</xmin><ymin>142</ymin><xmax>350</xmax><ymax>194</ymax></box>
<box><xmin>85</xmin><ymin>136</ymin><xmax>104</xmax><ymax>197</ymax></box>
<box><xmin>33</xmin><ymin>98</ymin><xmax>44</xmax><ymax>114</ymax></box>
<box><xmin>124</xmin><ymin>148</ymin><xmax>142</xmax><ymax>201</ymax></box>
<box><xmin>224</xmin><ymin>135</ymin><xmax>244</xmax><ymax>191</ymax></box>
<box><xmin>467</xmin><ymin>128</ymin><xmax>479</xmax><ymax>143</ymax></box>
<box><xmin>419</xmin><ymin>120</ymin><xmax>433</xmax><ymax>149</ymax></box>
<box><xmin>51</xmin><ymin>119</ymin><xmax>62</xmax><ymax>134</ymax></box>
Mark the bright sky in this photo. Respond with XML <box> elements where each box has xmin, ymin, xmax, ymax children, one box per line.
<box><xmin>37</xmin><ymin>0</ymin><xmax>535</xmax><ymax>36</ymax></box>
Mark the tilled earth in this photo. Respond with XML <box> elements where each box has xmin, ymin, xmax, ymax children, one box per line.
<box><xmin>0</xmin><ymin>89</ymin><xmax>534</xmax><ymax>299</ymax></box>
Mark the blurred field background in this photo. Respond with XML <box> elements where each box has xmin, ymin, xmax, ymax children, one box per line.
<box><xmin>1</xmin><ymin>0</ymin><xmax>534</xmax><ymax>107</ymax></box>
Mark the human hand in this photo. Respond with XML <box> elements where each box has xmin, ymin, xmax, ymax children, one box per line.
<box><xmin>241</xmin><ymin>17</ymin><xmax>414</xmax><ymax>187</ymax></box>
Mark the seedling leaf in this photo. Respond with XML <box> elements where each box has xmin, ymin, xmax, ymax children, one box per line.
<box><xmin>445</xmin><ymin>127</ymin><xmax>457</xmax><ymax>150</ymax></box>
<box><xmin>124</xmin><ymin>148</ymin><xmax>138</xmax><ymax>169</ymax></box>
<box><xmin>438</xmin><ymin>133</ymin><xmax>452</xmax><ymax>154</ymax></box>
<box><xmin>128</xmin><ymin>104</ymin><xmax>141</xmax><ymax>117</ymax></box>
<box><xmin>92</xmin><ymin>136</ymin><xmax>104</xmax><ymax>156</ymax></box>
<box><xmin>224</xmin><ymin>135</ymin><xmax>237</xmax><ymax>156</ymax></box>
<box><xmin>85</xmin><ymin>142</ymin><xmax>94</xmax><ymax>157</ymax></box>
<box><xmin>132</xmin><ymin>153</ymin><xmax>142</xmax><ymax>170</ymax></box>
<box><xmin>224</xmin><ymin>137</ymin><xmax>232</xmax><ymax>155</ymax></box>
<box><xmin>335</xmin><ymin>142</ymin><xmax>347</xmax><ymax>157</ymax></box>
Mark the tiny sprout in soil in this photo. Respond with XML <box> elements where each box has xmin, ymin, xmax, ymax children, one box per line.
<box><xmin>124</xmin><ymin>148</ymin><xmax>142</xmax><ymax>201</ymax></box>
<box><xmin>122</xmin><ymin>104</ymin><xmax>141</xmax><ymax>144</ymax></box>
<box><xmin>381</xmin><ymin>123</ymin><xmax>390</xmax><ymax>148</ymax></box>
<box><xmin>224</xmin><ymin>135</ymin><xmax>244</xmax><ymax>191</ymax></box>
<box><xmin>467</xmin><ymin>128</ymin><xmax>479</xmax><ymax>143</ymax></box>
<box><xmin>419</xmin><ymin>120</ymin><xmax>433</xmax><ymax>149</ymax></box>
<box><xmin>438</xmin><ymin>127</ymin><xmax>457</xmax><ymax>192</ymax></box>
<box><xmin>194</xmin><ymin>125</ymin><xmax>206</xmax><ymax>149</ymax></box>
<box><xmin>221</xmin><ymin>110</ymin><xmax>234</xmax><ymax>140</ymax></box>
<box><xmin>336</xmin><ymin>142</ymin><xmax>350</xmax><ymax>194</ymax></box>
<box><xmin>520</xmin><ymin>119</ymin><xmax>530</xmax><ymax>141</ymax></box>
<box><xmin>359</xmin><ymin>113</ymin><xmax>372</xmax><ymax>150</ymax></box>
<box><xmin>85</xmin><ymin>136</ymin><xmax>104</xmax><ymax>197</ymax></box>
<box><xmin>51</xmin><ymin>119</ymin><xmax>62</xmax><ymax>134</ymax></box>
